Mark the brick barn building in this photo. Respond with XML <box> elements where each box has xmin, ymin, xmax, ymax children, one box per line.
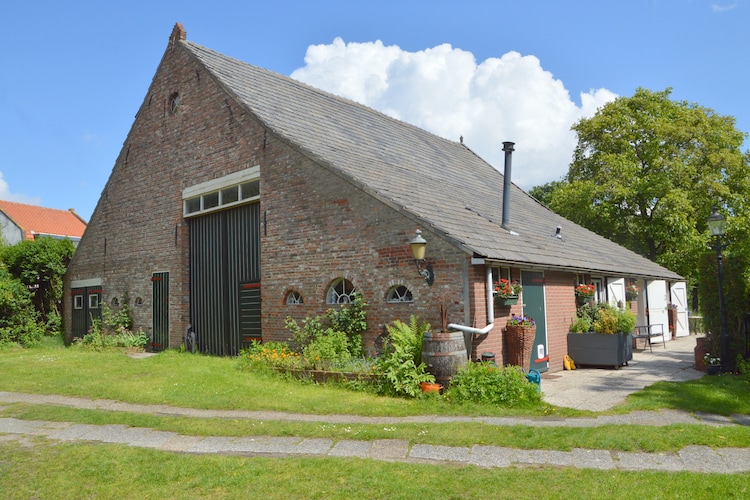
<box><xmin>63</xmin><ymin>24</ymin><xmax>685</xmax><ymax>371</ymax></box>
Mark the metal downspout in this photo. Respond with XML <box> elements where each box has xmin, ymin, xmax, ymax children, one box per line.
<box><xmin>448</xmin><ymin>265</ymin><xmax>494</xmax><ymax>337</ymax></box>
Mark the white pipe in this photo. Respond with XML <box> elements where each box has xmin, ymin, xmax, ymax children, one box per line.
<box><xmin>448</xmin><ymin>265</ymin><xmax>494</xmax><ymax>336</ymax></box>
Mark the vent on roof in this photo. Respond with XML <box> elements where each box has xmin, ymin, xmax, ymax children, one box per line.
<box><xmin>501</xmin><ymin>141</ymin><xmax>515</xmax><ymax>230</ymax></box>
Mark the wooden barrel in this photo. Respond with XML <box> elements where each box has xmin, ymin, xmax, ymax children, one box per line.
<box><xmin>421</xmin><ymin>331</ymin><xmax>468</xmax><ymax>387</ymax></box>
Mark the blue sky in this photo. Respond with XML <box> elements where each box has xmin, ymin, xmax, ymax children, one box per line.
<box><xmin>1</xmin><ymin>1</ymin><xmax>747</xmax><ymax>221</ymax></box>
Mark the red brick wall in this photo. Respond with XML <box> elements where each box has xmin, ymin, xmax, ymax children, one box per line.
<box><xmin>544</xmin><ymin>271</ymin><xmax>578</xmax><ymax>371</ymax></box>
<box><xmin>63</xmin><ymin>36</ymin><xmax>587</xmax><ymax>369</ymax></box>
<box><xmin>64</xmin><ymin>38</ymin><xmax>471</xmax><ymax>351</ymax></box>
<box><xmin>65</xmin><ymin>40</ymin><xmax>270</xmax><ymax>345</ymax></box>
<box><xmin>259</xmin><ymin>147</ymin><xmax>469</xmax><ymax>353</ymax></box>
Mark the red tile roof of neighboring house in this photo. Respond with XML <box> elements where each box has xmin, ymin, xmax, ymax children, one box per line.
<box><xmin>0</xmin><ymin>200</ymin><xmax>87</xmax><ymax>241</ymax></box>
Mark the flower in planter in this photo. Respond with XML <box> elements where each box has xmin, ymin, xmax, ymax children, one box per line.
<box><xmin>625</xmin><ymin>284</ymin><xmax>639</xmax><ymax>300</ymax></box>
<box><xmin>704</xmin><ymin>353</ymin><xmax>720</xmax><ymax>366</ymax></box>
<box><xmin>667</xmin><ymin>303</ymin><xmax>678</xmax><ymax>310</ymax></box>
<box><xmin>574</xmin><ymin>283</ymin><xmax>596</xmax><ymax>298</ymax></box>
<box><xmin>507</xmin><ymin>314</ymin><xmax>535</xmax><ymax>326</ymax></box>
<box><xmin>493</xmin><ymin>279</ymin><xmax>522</xmax><ymax>298</ymax></box>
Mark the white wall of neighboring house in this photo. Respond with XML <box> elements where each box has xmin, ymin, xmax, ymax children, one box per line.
<box><xmin>0</xmin><ymin>213</ymin><xmax>22</xmax><ymax>245</ymax></box>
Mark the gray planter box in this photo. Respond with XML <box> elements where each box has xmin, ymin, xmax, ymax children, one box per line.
<box><xmin>567</xmin><ymin>331</ymin><xmax>633</xmax><ymax>369</ymax></box>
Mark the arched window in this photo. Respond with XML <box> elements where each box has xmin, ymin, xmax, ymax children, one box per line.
<box><xmin>386</xmin><ymin>285</ymin><xmax>413</xmax><ymax>303</ymax></box>
<box><xmin>326</xmin><ymin>278</ymin><xmax>357</xmax><ymax>304</ymax></box>
<box><xmin>286</xmin><ymin>290</ymin><xmax>303</xmax><ymax>305</ymax></box>
<box><xmin>169</xmin><ymin>92</ymin><xmax>179</xmax><ymax>114</ymax></box>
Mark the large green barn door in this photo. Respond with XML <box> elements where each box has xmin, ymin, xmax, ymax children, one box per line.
<box><xmin>151</xmin><ymin>272</ymin><xmax>169</xmax><ymax>351</ymax></box>
<box><xmin>189</xmin><ymin>203</ymin><xmax>260</xmax><ymax>355</ymax></box>
<box><xmin>521</xmin><ymin>271</ymin><xmax>549</xmax><ymax>373</ymax></box>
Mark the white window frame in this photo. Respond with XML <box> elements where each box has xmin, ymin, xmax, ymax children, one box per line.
<box><xmin>386</xmin><ymin>285</ymin><xmax>413</xmax><ymax>303</ymax></box>
<box><xmin>182</xmin><ymin>167</ymin><xmax>260</xmax><ymax>217</ymax></box>
<box><xmin>286</xmin><ymin>290</ymin><xmax>303</xmax><ymax>305</ymax></box>
<box><xmin>326</xmin><ymin>278</ymin><xmax>358</xmax><ymax>304</ymax></box>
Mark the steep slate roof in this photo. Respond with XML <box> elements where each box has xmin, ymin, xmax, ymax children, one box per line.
<box><xmin>0</xmin><ymin>200</ymin><xmax>87</xmax><ymax>241</ymax></box>
<box><xmin>182</xmin><ymin>39</ymin><xmax>682</xmax><ymax>281</ymax></box>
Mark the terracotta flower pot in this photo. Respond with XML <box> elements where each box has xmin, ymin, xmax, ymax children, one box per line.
<box><xmin>420</xmin><ymin>382</ymin><xmax>443</xmax><ymax>393</ymax></box>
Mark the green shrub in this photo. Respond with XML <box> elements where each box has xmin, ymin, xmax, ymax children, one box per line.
<box><xmin>73</xmin><ymin>301</ymin><xmax>146</xmax><ymax>350</ymax></box>
<box><xmin>447</xmin><ymin>362</ymin><xmax>542</xmax><ymax>407</ymax></box>
<box><xmin>326</xmin><ymin>293</ymin><xmax>367</xmax><ymax>357</ymax></box>
<box><xmin>616</xmin><ymin>307</ymin><xmax>637</xmax><ymax>333</ymax></box>
<box><xmin>571</xmin><ymin>302</ymin><xmax>636</xmax><ymax>334</ymax></box>
<box><xmin>284</xmin><ymin>293</ymin><xmax>368</xmax><ymax>363</ymax></box>
<box><xmin>76</xmin><ymin>320</ymin><xmax>149</xmax><ymax>350</ymax></box>
<box><xmin>385</xmin><ymin>315</ymin><xmax>431</xmax><ymax>366</ymax></box>
<box><xmin>0</xmin><ymin>236</ymin><xmax>75</xmax><ymax>330</ymax></box>
<box><xmin>592</xmin><ymin>307</ymin><xmax>619</xmax><ymax>334</ymax></box>
<box><xmin>0</xmin><ymin>268</ymin><xmax>43</xmax><ymax>346</ymax></box>
<box><xmin>568</xmin><ymin>316</ymin><xmax>592</xmax><ymax>333</ymax></box>
<box><xmin>239</xmin><ymin>341</ymin><xmax>301</xmax><ymax>371</ymax></box>
<box><xmin>285</xmin><ymin>316</ymin><xmax>326</xmax><ymax>352</ymax></box>
<box><xmin>303</xmin><ymin>329</ymin><xmax>351</xmax><ymax>370</ymax></box>
<box><xmin>376</xmin><ymin>316</ymin><xmax>434</xmax><ymax>397</ymax></box>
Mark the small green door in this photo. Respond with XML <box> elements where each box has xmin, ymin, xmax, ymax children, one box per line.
<box><xmin>521</xmin><ymin>271</ymin><xmax>549</xmax><ymax>373</ymax></box>
<box><xmin>152</xmin><ymin>272</ymin><xmax>169</xmax><ymax>351</ymax></box>
<box><xmin>71</xmin><ymin>287</ymin><xmax>102</xmax><ymax>340</ymax></box>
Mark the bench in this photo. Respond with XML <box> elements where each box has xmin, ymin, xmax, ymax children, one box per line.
<box><xmin>633</xmin><ymin>324</ymin><xmax>666</xmax><ymax>352</ymax></box>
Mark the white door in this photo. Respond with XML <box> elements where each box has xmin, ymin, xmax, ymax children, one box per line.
<box><xmin>607</xmin><ymin>278</ymin><xmax>626</xmax><ymax>308</ymax></box>
<box><xmin>591</xmin><ymin>277</ymin><xmax>605</xmax><ymax>304</ymax></box>
<box><xmin>646</xmin><ymin>280</ymin><xmax>670</xmax><ymax>342</ymax></box>
<box><xmin>670</xmin><ymin>282</ymin><xmax>690</xmax><ymax>337</ymax></box>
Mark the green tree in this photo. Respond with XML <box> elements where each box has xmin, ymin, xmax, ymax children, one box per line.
<box><xmin>0</xmin><ymin>267</ymin><xmax>43</xmax><ymax>345</ymax></box>
<box><xmin>528</xmin><ymin>180</ymin><xmax>565</xmax><ymax>208</ymax></box>
<box><xmin>0</xmin><ymin>237</ymin><xmax>75</xmax><ymax>332</ymax></box>
<box><xmin>545</xmin><ymin>87</ymin><xmax>750</xmax><ymax>284</ymax></box>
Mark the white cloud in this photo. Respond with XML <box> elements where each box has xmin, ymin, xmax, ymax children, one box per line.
<box><xmin>712</xmin><ymin>2</ymin><xmax>738</xmax><ymax>13</ymax></box>
<box><xmin>291</xmin><ymin>38</ymin><xmax>618</xmax><ymax>189</ymax></box>
<box><xmin>0</xmin><ymin>170</ymin><xmax>41</xmax><ymax>205</ymax></box>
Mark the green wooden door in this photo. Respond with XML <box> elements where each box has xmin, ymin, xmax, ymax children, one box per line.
<box><xmin>151</xmin><ymin>272</ymin><xmax>169</xmax><ymax>351</ymax></box>
<box><xmin>521</xmin><ymin>271</ymin><xmax>549</xmax><ymax>373</ymax></box>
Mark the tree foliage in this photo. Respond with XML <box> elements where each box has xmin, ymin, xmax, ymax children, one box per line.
<box><xmin>0</xmin><ymin>267</ymin><xmax>43</xmax><ymax>346</ymax></box>
<box><xmin>542</xmin><ymin>88</ymin><xmax>750</xmax><ymax>284</ymax></box>
<box><xmin>698</xmin><ymin>252</ymin><xmax>750</xmax><ymax>365</ymax></box>
<box><xmin>0</xmin><ymin>237</ymin><xmax>75</xmax><ymax>332</ymax></box>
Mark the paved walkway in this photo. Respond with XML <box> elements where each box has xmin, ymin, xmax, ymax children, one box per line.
<box><xmin>541</xmin><ymin>334</ymin><xmax>705</xmax><ymax>411</ymax></box>
<box><xmin>2</xmin><ymin>334</ymin><xmax>749</xmax><ymax>473</ymax></box>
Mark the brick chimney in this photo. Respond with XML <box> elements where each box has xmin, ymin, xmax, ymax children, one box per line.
<box><xmin>170</xmin><ymin>22</ymin><xmax>186</xmax><ymax>49</ymax></box>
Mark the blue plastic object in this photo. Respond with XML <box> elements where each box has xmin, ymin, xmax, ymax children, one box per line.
<box><xmin>526</xmin><ymin>369</ymin><xmax>541</xmax><ymax>391</ymax></box>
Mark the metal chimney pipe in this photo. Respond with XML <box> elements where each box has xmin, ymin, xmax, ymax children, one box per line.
<box><xmin>501</xmin><ymin>141</ymin><xmax>515</xmax><ymax>229</ymax></box>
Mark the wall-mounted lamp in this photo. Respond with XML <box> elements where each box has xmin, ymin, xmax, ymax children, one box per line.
<box><xmin>409</xmin><ymin>229</ymin><xmax>434</xmax><ymax>285</ymax></box>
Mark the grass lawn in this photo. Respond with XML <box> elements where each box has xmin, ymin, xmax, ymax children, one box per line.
<box><xmin>1</xmin><ymin>440</ymin><xmax>748</xmax><ymax>499</ymax></box>
<box><xmin>1</xmin><ymin>339</ymin><xmax>749</xmax><ymax>497</ymax></box>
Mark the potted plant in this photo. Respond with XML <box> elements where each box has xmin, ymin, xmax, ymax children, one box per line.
<box><xmin>493</xmin><ymin>278</ymin><xmax>522</xmax><ymax>306</ymax></box>
<box><xmin>704</xmin><ymin>353</ymin><xmax>721</xmax><ymax>375</ymax></box>
<box><xmin>566</xmin><ymin>303</ymin><xmax>636</xmax><ymax>369</ymax></box>
<box><xmin>575</xmin><ymin>283</ymin><xmax>596</xmax><ymax>305</ymax></box>
<box><xmin>625</xmin><ymin>283</ymin><xmax>639</xmax><ymax>301</ymax></box>
<box><xmin>505</xmin><ymin>314</ymin><xmax>536</xmax><ymax>371</ymax></box>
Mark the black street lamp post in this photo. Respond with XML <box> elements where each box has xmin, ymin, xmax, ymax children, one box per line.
<box><xmin>707</xmin><ymin>206</ymin><xmax>731</xmax><ymax>373</ymax></box>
